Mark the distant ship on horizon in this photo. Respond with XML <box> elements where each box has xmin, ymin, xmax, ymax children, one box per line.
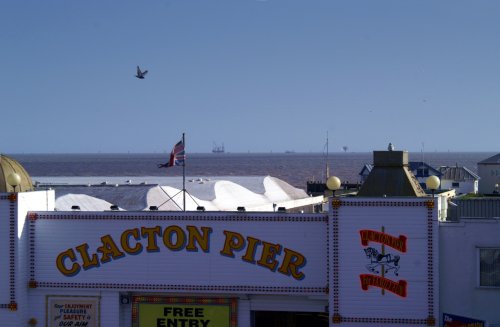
<box><xmin>212</xmin><ymin>142</ymin><xmax>225</xmax><ymax>153</ymax></box>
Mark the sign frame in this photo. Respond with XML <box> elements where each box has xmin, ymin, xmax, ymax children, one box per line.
<box><xmin>0</xmin><ymin>195</ymin><xmax>18</xmax><ymax>311</ymax></box>
<box><xmin>131</xmin><ymin>296</ymin><xmax>238</xmax><ymax>327</ymax></box>
<box><xmin>329</xmin><ymin>198</ymin><xmax>439</xmax><ymax>325</ymax></box>
<box><xmin>46</xmin><ymin>295</ymin><xmax>100</xmax><ymax>327</ymax></box>
<box><xmin>29</xmin><ymin>212</ymin><xmax>327</xmax><ymax>295</ymax></box>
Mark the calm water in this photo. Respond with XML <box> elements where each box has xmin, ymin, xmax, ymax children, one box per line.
<box><xmin>11</xmin><ymin>152</ymin><xmax>496</xmax><ymax>190</ymax></box>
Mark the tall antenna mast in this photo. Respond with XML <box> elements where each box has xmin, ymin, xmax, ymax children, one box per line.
<box><xmin>325</xmin><ymin>131</ymin><xmax>330</xmax><ymax>181</ymax></box>
<box><xmin>183</xmin><ymin>133</ymin><xmax>186</xmax><ymax>211</ymax></box>
<box><xmin>421</xmin><ymin>142</ymin><xmax>425</xmax><ymax>178</ymax></box>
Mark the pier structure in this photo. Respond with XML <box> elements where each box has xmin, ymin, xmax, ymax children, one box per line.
<box><xmin>0</xmin><ymin>149</ymin><xmax>498</xmax><ymax>326</ymax></box>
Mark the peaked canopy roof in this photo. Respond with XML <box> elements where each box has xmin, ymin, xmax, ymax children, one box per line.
<box><xmin>357</xmin><ymin>150</ymin><xmax>427</xmax><ymax>197</ymax></box>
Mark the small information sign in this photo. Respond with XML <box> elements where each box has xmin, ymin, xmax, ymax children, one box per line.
<box><xmin>443</xmin><ymin>312</ymin><xmax>487</xmax><ymax>327</ymax></box>
<box><xmin>46</xmin><ymin>296</ymin><xmax>100</xmax><ymax>327</ymax></box>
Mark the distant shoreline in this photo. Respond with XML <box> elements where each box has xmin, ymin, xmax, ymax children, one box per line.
<box><xmin>5</xmin><ymin>151</ymin><xmax>498</xmax><ymax>156</ymax></box>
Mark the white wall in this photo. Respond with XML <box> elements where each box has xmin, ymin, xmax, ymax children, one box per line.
<box><xmin>19</xmin><ymin>191</ymin><xmax>55</xmax><ymax>326</ymax></box>
<box><xmin>101</xmin><ymin>291</ymin><xmax>120</xmax><ymax>327</ymax></box>
<box><xmin>238</xmin><ymin>297</ymin><xmax>251</xmax><ymax>327</ymax></box>
<box><xmin>0</xmin><ymin>194</ymin><xmax>19</xmax><ymax>326</ymax></box>
<box><xmin>440</xmin><ymin>218</ymin><xmax>500</xmax><ymax>325</ymax></box>
<box><xmin>28</xmin><ymin>210</ymin><xmax>328</xmax><ymax>327</ymax></box>
<box><xmin>249</xmin><ymin>294</ymin><xmax>327</xmax><ymax>313</ymax></box>
<box><xmin>441</xmin><ymin>180</ymin><xmax>477</xmax><ymax>195</ymax></box>
<box><xmin>0</xmin><ymin>191</ymin><xmax>54</xmax><ymax>326</ymax></box>
<box><xmin>2</xmin><ymin>192</ymin><xmax>462</xmax><ymax>326</ymax></box>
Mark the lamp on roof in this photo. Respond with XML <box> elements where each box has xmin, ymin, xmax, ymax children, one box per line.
<box><xmin>426</xmin><ymin>175</ymin><xmax>440</xmax><ymax>197</ymax></box>
<box><xmin>326</xmin><ymin>176</ymin><xmax>341</xmax><ymax>197</ymax></box>
<box><xmin>7</xmin><ymin>173</ymin><xmax>21</xmax><ymax>193</ymax></box>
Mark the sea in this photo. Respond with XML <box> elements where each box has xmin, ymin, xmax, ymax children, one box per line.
<box><xmin>11</xmin><ymin>152</ymin><xmax>496</xmax><ymax>191</ymax></box>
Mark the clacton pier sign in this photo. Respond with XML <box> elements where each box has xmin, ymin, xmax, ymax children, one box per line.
<box><xmin>55</xmin><ymin>224</ymin><xmax>308</xmax><ymax>281</ymax></box>
<box><xmin>31</xmin><ymin>212</ymin><xmax>327</xmax><ymax>293</ymax></box>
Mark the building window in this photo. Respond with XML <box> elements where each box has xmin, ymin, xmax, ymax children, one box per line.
<box><xmin>452</xmin><ymin>182</ymin><xmax>460</xmax><ymax>187</ymax></box>
<box><xmin>415</xmin><ymin>168</ymin><xmax>429</xmax><ymax>177</ymax></box>
<box><xmin>479</xmin><ymin>248</ymin><xmax>500</xmax><ymax>287</ymax></box>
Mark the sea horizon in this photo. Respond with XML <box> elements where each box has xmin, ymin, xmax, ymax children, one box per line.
<box><xmin>4</xmin><ymin>150</ymin><xmax>498</xmax><ymax>155</ymax></box>
<box><xmin>9</xmin><ymin>151</ymin><xmax>496</xmax><ymax>191</ymax></box>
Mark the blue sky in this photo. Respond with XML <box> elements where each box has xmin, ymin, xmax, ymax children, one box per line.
<box><xmin>1</xmin><ymin>0</ymin><xmax>499</xmax><ymax>153</ymax></box>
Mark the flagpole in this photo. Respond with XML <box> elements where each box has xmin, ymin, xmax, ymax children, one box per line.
<box><xmin>182</xmin><ymin>132</ymin><xmax>186</xmax><ymax>211</ymax></box>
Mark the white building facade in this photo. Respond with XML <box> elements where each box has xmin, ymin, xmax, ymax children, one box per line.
<box><xmin>0</xmin><ymin>190</ymin><xmax>455</xmax><ymax>327</ymax></box>
<box><xmin>438</xmin><ymin>166</ymin><xmax>480</xmax><ymax>195</ymax></box>
<box><xmin>440</xmin><ymin>218</ymin><xmax>500</xmax><ymax>325</ymax></box>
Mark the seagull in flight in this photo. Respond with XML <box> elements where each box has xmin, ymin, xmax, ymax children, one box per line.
<box><xmin>135</xmin><ymin>66</ymin><xmax>148</xmax><ymax>79</ymax></box>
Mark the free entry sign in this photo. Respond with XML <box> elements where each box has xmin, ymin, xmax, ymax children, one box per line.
<box><xmin>133</xmin><ymin>296</ymin><xmax>237</xmax><ymax>327</ymax></box>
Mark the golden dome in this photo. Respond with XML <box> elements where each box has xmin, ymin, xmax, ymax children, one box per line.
<box><xmin>0</xmin><ymin>154</ymin><xmax>34</xmax><ymax>192</ymax></box>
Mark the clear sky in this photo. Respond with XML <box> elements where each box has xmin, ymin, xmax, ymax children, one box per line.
<box><xmin>1</xmin><ymin>0</ymin><xmax>499</xmax><ymax>153</ymax></box>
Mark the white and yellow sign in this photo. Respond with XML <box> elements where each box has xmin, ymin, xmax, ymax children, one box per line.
<box><xmin>32</xmin><ymin>213</ymin><xmax>326</xmax><ymax>293</ymax></box>
<box><xmin>132</xmin><ymin>296</ymin><xmax>236</xmax><ymax>327</ymax></box>
<box><xmin>47</xmin><ymin>296</ymin><xmax>100</xmax><ymax>327</ymax></box>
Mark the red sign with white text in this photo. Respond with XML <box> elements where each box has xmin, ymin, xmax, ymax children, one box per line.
<box><xmin>359</xmin><ymin>229</ymin><xmax>407</xmax><ymax>297</ymax></box>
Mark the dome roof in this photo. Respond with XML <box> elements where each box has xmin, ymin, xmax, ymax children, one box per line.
<box><xmin>0</xmin><ymin>154</ymin><xmax>34</xmax><ymax>192</ymax></box>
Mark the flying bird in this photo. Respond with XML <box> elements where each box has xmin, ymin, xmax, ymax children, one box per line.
<box><xmin>135</xmin><ymin>66</ymin><xmax>148</xmax><ymax>79</ymax></box>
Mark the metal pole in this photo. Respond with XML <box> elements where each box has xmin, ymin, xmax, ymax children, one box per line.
<box><xmin>183</xmin><ymin>132</ymin><xmax>186</xmax><ymax>211</ymax></box>
<box><xmin>325</xmin><ymin>131</ymin><xmax>330</xmax><ymax>181</ymax></box>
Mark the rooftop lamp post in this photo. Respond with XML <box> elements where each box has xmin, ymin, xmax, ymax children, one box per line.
<box><xmin>326</xmin><ymin>176</ymin><xmax>341</xmax><ymax>197</ymax></box>
<box><xmin>7</xmin><ymin>172</ymin><xmax>21</xmax><ymax>193</ymax></box>
<box><xmin>426</xmin><ymin>175</ymin><xmax>440</xmax><ymax>197</ymax></box>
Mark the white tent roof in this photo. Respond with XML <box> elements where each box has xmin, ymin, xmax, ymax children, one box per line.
<box><xmin>46</xmin><ymin>176</ymin><xmax>323</xmax><ymax>212</ymax></box>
